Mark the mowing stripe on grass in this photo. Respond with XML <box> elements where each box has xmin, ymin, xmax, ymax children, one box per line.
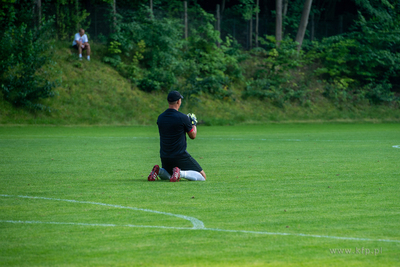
<box><xmin>1</xmin><ymin>195</ymin><xmax>399</xmax><ymax>244</ymax></box>
<box><xmin>0</xmin><ymin>220</ymin><xmax>191</xmax><ymax>230</ymax></box>
<box><xmin>0</xmin><ymin>135</ymin><xmax>388</xmax><ymax>143</ymax></box>
<box><xmin>1</xmin><ymin>220</ymin><xmax>400</xmax><ymax>244</ymax></box>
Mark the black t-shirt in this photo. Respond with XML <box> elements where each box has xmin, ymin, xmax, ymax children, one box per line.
<box><xmin>157</xmin><ymin>109</ymin><xmax>193</xmax><ymax>158</ymax></box>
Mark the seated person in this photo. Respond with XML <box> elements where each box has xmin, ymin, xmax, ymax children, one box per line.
<box><xmin>72</xmin><ymin>28</ymin><xmax>91</xmax><ymax>61</ymax></box>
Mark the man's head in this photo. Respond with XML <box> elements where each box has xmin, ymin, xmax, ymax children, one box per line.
<box><xmin>79</xmin><ymin>29</ymin><xmax>85</xmax><ymax>36</ymax></box>
<box><xmin>168</xmin><ymin>91</ymin><xmax>183</xmax><ymax>110</ymax></box>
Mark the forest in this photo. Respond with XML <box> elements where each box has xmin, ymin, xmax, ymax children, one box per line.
<box><xmin>1</xmin><ymin>0</ymin><xmax>399</xmax><ymax>113</ymax></box>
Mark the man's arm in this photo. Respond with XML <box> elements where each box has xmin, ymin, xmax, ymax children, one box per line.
<box><xmin>74</xmin><ymin>33</ymin><xmax>80</xmax><ymax>42</ymax></box>
<box><xmin>187</xmin><ymin>125</ymin><xmax>197</xmax><ymax>139</ymax></box>
<box><xmin>82</xmin><ymin>34</ymin><xmax>89</xmax><ymax>44</ymax></box>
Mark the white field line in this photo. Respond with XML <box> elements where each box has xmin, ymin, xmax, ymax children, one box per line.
<box><xmin>0</xmin><ymin>194</ymin><xmax>204</xmax><ymax>229</ymax></box>
<box><xmin>393</xmin><ymin>145</ymin><xmax>400</xmax><ymax>148</ymax></box>
<box><xmin>1</xmin><ymin>195</ymin><xmax>400</xmax><ymax>243</ymax></box>
<box><xmin>1</xmin><ymin>220</ymin><xmax>400</xmax><ymax>244</ymax></box>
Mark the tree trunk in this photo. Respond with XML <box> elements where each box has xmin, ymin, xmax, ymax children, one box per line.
<box><xmin>255</xmin><ymin>0</ymin><xmax>259</xmax><ymax>47</ymax></box>
<box><xmin>55</xmin><ymin>2</ymin><xmax>59</xmax><ymax>38</ymax></box>
<box><xmin>310</xmin><ymin>12</ymin><xmax>314</xmax><ymax>41</ymax></box>
<box><xmin>246</xmin><ymin>20</ymin><xmax>249</xmax><ymax>49</ymax></box>
<box><xmin>283</xmin><ymin>0</ymin><xmax>288</xmax><ymax>17</ymax></box>
<box><xmin>149</xmin><ymin>0</ymin><xmax>153</xmax><ymax>19</ymax></box>
<box><xmin>295</xmin><ymin>0</ymin><xmax>313</xmax><ymax>51</ymax></box>
<box><xmin>216</xmin><ymin>4</ymin><xmax>221</xmax><ymax>33</ymax></box>
<box><xmin>37</xmin><ymin>0</ymin><xmax>41</xmax><ymax>28</ymax></box>
<box><xmin>275</xmin><ymin>0</ymin><xmax>282</xmax><ymax>47</ymax></box>
<box><xmin>184</xmin><ymin>1</ymin><xmax>188</xmax><ymax>39</ymax></box>
<box><xmin>233</xmin><ymin>18</ymin><xmax>236</xmax><ymax>38</ymax></box>
<box><xmin>95</xmin><ymin>5</ymin><xmax>98</xmax><ymax>36</ymax></box>
<box><xmin>221</xmin><ymin>0</ymin><xmax>225</xmax><ymax>20</ymax></box>
<box><xmin>32</xmin><ymin>0</ymin><xmax>35</xmax><ymax>26</ymax></box>
<box><xmin>76</xmin><ymin>0</ymin><xmax>79</xmax><ymax>30</ymax></box>
<box><xmin>282</xmin><ymin>0</ymin><xmax>288</xmax><ymax>33</ymax></box>
<box><xmin>249</xmin><ymin>14</ymin><xmax>253</xmax><ymax>49</ymax></box>
<box><xmin>216</xmin><ymin>4</ymin><xmax>221</xmax><ymax>47</ymax></box>
<box><xmin>113</xmin><ymin>0</ymin><xmax>117</xmax><ymax>31</ymax></box>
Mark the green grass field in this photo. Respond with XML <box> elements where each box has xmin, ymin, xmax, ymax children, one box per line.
<box><xmin>1</xmin><ymin>123</ymin><xmax>399</xmax><ymax>266</ymax></box>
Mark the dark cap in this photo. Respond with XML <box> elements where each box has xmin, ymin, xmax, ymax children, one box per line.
<box><xmin>167</xmin><ymin>91</ymin><xmax>183</xmax><ymax>102</ymax></box>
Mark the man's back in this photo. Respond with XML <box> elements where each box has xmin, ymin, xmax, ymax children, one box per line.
<box><xmin>157</xmin><ymin>109</ymin><xmax>192</xmax><ymax>158</ymax></box>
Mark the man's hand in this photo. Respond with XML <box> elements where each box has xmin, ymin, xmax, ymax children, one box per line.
<box><xmin>187</xmin><ymin>113</ymin><xmax>198</xmax><ymax>126</ymax></box>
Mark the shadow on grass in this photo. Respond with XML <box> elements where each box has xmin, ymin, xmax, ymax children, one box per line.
<box><xmin>119</xmin><ymin>179</ymin><xmax>172</xmax><ymax>182</ymax></box>
<box><xmin>127</xmin><ymin>179</ymin><xmax>191</xmax><ymax>183</ymax></box>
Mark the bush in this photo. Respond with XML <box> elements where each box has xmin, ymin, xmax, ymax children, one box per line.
<box><xmin>243</xmin><ymin>78</ymin><xmax>308</xmax><ymax>108</ymax></box>
<box><xmin>182</xmin><ymin>75</ymin><xmax>232</xmax><ymax>100</ymax></box>
<box><xmin>103</xmin><ymin>5</ymin><xmax>243</xmax><ymax>99</ymax></box>
<box><xmin>364</xmin><ymin>82</ymin><xmax>398</xmax><ymax>105</ymax></box>
<box><xmin>0</xmin><ymin>18</ymin><xmax>58</xmax><ymax>111</ymax></box>
<box><xmin>242</xmin><ymin>36</ymin><xmax>311</xmax><ymax>106</ymax></box>
<box><xmin>313</xmin><ymin>4</ymin><xmax>400</xmax><ymax>105</ymax></box>
<box><xmin>103</xmin><ymin>7</ymin><xmax>183</xmax><ymax>92</ymax></box>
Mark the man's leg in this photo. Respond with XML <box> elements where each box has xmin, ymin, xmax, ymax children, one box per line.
<box><xmin>85</xmin><ymin>43</ymin><xmax>91</xmax><ymax>60</ymax></box>
<box><xmin>157</xmin><ymin>168</ymin><xmax>206</xmax><ymax>181</ymax></box>
<box><xmin>180</xmin><ymin>170</ymin><xmax>206</xmax><ymax>181</ymax></box>
<box><xmin>177</xmin><ymin>155</ymin><xmax>206</xmax><ymax>181</ymax></box>
<box><xmin>160</xmin><ymin>156</ymin><xmax>206</xmax><ymax>182</ymax></box>
<box><xmin>76</xmin><ymin>42</ymin><xmax>83</xmax><ymax>59</ymax></box>
<box><xmin>158</xmin><ymin>168</ymin><xmax>171</xmax><ymax>180</ymax></box>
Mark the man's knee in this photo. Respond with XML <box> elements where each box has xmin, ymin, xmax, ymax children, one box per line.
<box><xmin>200</xmin><ymin>170</ymin><xmax>206</xmax><ymax>179</ymax></box>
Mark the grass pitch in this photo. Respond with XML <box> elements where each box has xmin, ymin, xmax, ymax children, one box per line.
<box><xmin>0</xmin><ymin>123</ymin><xmax>399</xmax><ymax>266</ymax></box>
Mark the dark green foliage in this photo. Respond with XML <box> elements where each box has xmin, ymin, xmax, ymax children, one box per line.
<box><xmin>103</xmin><ymin>6</ymin><xmax>182</xmax><ymax>91</ymax></box>
<box><xmin>240</xmin><ymin>0</ymin><xmax>400</xmax><ymax>107</ymax></box>
<box><xmin>242</xmin><ymin>36</ymin><xmax>311</xmax><ymax>107</ymax></box>
<box><xmin>0</xmin><ymin>0</ymin><xmax>399</xmax><ymax>121</ymax></box>
<box><xmin>364</xmin><ymin>82</ymin><xmax>397</xmax><ymax>105</ymax></box>
<box><xmin>0</xmin><ymin>18</ymin><xmax>58</xmax><ymax>111</ymax></box>
<box><xmin>313</xmin><ymin>0</ymin><xmax>400</xmax><ymax>105</ymax></box>
<box><xmin>179</xmin><ymin>18</ymin><xmax>242</xmax><ymax>99</ymax></box>
<box><xmin>1</xmin><ymin>0</ymin><xmax>32</xmax><ymax>29</ymax></box>
<box><xmin>182</xmin><ymin>75</ymin><xmax>232</xmax><ymax>100</ymax></box>
<box><xmin>139</xmin><ymin>69</ymin><xmax>177</xmax><ymax>92</ymax></box>
<box><xmin>103</xmin><ymin>5</ymin><xmax>242</xmax><ymax>97</ymax></box>
<box><xmin>55</xmin><ymin>0</ymin><xmax>90</xmax><ymax>41</ymax></box>
<box><xmin>243</xmin><ymin>78</ymin><xmax>308</xmax><ymax>108</ymax></box>
<box><xmin>314</xmin><ymin>33</ymin><xmax>400</xmax><ymax>103</ymax></box>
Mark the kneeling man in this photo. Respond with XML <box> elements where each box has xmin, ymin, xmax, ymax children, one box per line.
<box><xmin>148</xmin><ymin>91</ymin><xmax>206</xmax><ymax>182</ymax></box>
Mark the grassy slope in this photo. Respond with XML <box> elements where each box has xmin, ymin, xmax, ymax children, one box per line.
<box><xmin>0</xmin><ymin>124</ymin><xmax>399</xmax><ymax>266</ymax></box>
<box><xmin>1</xmin><ymin>42</ymin><xmax>400</xmax><ymax>125</ymax></box>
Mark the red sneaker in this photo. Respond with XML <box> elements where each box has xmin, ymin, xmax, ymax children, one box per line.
<box><xmin>147</xmin><ymin>165</ymin><xmax>160</xmax><ymax>181</ymax></box>
<box><xmin>170</xmin><ymin>167</ymin><xmax>180</xmax><ymax>182</ymax></box>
